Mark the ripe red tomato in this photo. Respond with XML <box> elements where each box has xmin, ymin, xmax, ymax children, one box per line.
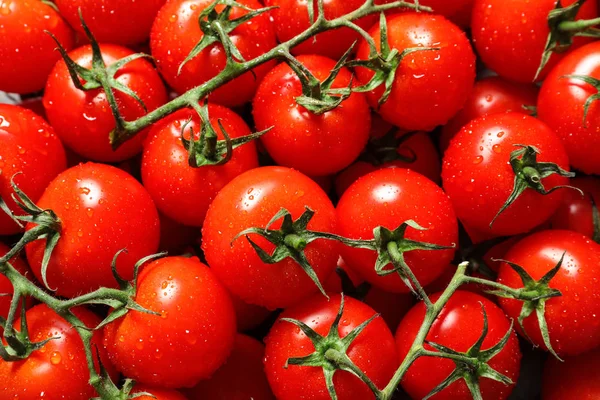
<box><xmin>550</xmin><ymin>176</ymin><xmax>600</xmax><ymax>240</ymax></box>
<box><xmin>253</xmin><ymin>55</ymin><xmax>371</xmax><ymax>176</ymax></box>
<box><xmin>132</xmin><ymin>386</ymin><xmax>187</xmax><ymax>400</ymax></box>
<box><xmin>25</xmin><ymin>163</ymin><xmax>160</xmax><ymax>298</ymax></box>
<box><xmin>55</xmin><ymin>0</ymin><xmax>166</xmax><ymax>46</ymax></box>
<box><xmin>0</xmin><ymin>243</ymin><xmax>33</xmax><ymax>319</ymax></box>
<box><xmin>142</xmin><ymin>104</ymin><xmax>258</xmax><ymax>227</ymax></box>
<box><xmin>336</xmin><ymin>168</ymin><xmax>458</xmax><ymax>293</ymax></box>
<box><xmin>541</xmin><ymin>347</ymin><xmax>600</xmax><ymax>400</ymax></box>
<box><xmin>439</xmin><ymin>76</ymin><xmax>539</xmax><ymax>153</ymax></box>
<box><xmin>0</xmin><ymin>304</ymin><xmax>116</xmax><ymax>400</ymax></box>
<box><xmin>0</xmin><ymin>0</ymin><xmax>75</xmax><ymax>94</ymax></box>
<box><xmin>185</xmin><ymin>334</ymin><xmax>274</xmax><ymax>399</ymax></box>
<box><xmin>264</xmin><ymin>293</ymin><xmax>399</xmax><ymax>400</ymax></box>
<box><xmin>442</xmin><ymin>113</ymin><xmax>571</xmax><ymax>237</ymax></box>
<box><xmin>103</xmin><ymin>256</ymin><xmax>237</xmax><ymax>388</ymax></box>
<box><xmin>472</xmin><ymin>0</ymin><xmax>598</xmax><ymax>82</ymax></box>
<box><xmin>396</xmin><ymin>291</ymin><xmax>521</xmax><ymax>400</ymax></box>
<box><xmin>43</xmin><ymin>44</ymin><xmax>168</xmax><ymax>162</ymax></box>
<box><xmin>150</xmin><ymin>0</ymin><xmax>277</xmax><ymax>107</ymax></box>
<box><xmin>202</xmin><ymin>166</ymin><xmax>338</xmax><ymax>309</ymax></box>
<box><xmin>0</xmin><ymin>104</ymin><xmax>66</xmax><ymax>235</ymax></box>
<box><xmin>538</xmin><ymin>41</ymin><xmax>600</xmax><ymax>175</ymax></box>
<box><xmin>271</xmin><ymin>0</ymin><xmax>377</xmax><ymax>60</ymax></box>
<box><xmin>355</xmin><ymin>12</ymin><xmax>475</xmax><ymax>131</ymax></box>
<box><xmin>497</xmin><ymin>230</ymin><xmax>600</xmax><ymax>356</ymax></box>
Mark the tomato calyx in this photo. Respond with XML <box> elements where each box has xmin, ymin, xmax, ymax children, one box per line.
<box><xmin>360</xmin><ymin>129</ymin><xmax>418</xmax><ymax>165</ymax></box>
<box><xmin>559</xmin><ymin>74</ymin><xmax>600</xmax><ymax>127</ymax></box>
<box><xmin>281</xmin><ymin>294</ymin><xmax>383</xmax><ymax>399</ymax></box>
<box><xmin>347</xmin><ymin>13</ymin><xmax>439</xmax><ymax>106</ymax></box>
<box><xmin>487</xmin><ymin>253</ymin><xmax>565</xmax><ymax>360</ymax></box>
<box><xmin>421</xmin><ymin>304</ymin><xmax>515</xmax><ymax>400</ymax></box>
<box><xmin>491</xmin><ymin>144</ymin><xmax>581</xmax><ymax>228</ymax></box>
<box><xmin>178</xmin><ymin>0</ymin><xmax>276</xmax><ymax>74</ymax></box>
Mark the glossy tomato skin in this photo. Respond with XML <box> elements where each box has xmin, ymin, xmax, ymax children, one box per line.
<box><xmin>185</xmin><ymin>334</ymin><xmax>274</xmax><ymax>399</ymax></box>
<box><xmin>497</xmin><ymin>230</ymin><xmax>600</xmax><ymax>356</ymax></box>
<box><xmin>0</xmin><ymin>243</ymin><xmax>33</xmax><ymax>319</ymax></box>
<box><xmin>541</xmin><ymin>347</ymin><xmax>600</xmax><ymax>400</ymax></box>
<box><xmin>538</xmin><ymin>41</ymin><xmax>600</xmax><ymax>174</ymax></box>
<box><xmin>355</xmin><ymin>13</ymin><xmax>475</xmax><ymax>131</ymax></box>
<box><xmin>142</xmin><ymin>105</ymin><xmax>259</xmax><ymax>227</ymax></box>
<box><xmin>0</xmin><ymin>104</ymin><xmax>67</xmax><ymax>235</ymax></box>
<box><xmin>202</xmin><ymin>166</ymin><xmax>339</xmax><ymax>309</ymax></box>
<box><xmin>472</xmin><ymin>0</ymin><xmax>597</xmax><ymax>83</ymax></box>
<box><xmin>439</xmin><ymin>76</ymin><xmax>539</xmax><ymax>153</ymax></box>
<box><xmin>549</xmin><ymin>176</ymin><xmax>600</xmax><ymax>239</ymax></box>
<box><xmin>336</xmin><ymin>168</ymin><xmax>458</xmax><ymax>293</ymax></box>
<box><xmin>264</xmin><ymin>294</ymin><xmax>399</xmax><ymax>400</ymax></box>
<box><xmin>150</xmin><ymin>0</ymin><xmax>276</xmax><ymax>107</ymax></box>
<box><xmin>25</xmin><ymin>163</ymin><xmax>160</xmax><ymax>298</ymax></box>
<box><xmin>43</xmin><ymin>44</ymin><xmax>168</xmax><ymax>162</ymax></box>
<box><xmin>132</xmin><ymin>386</ymin><xmax>187</xmax><ymax>400</ymax></box>
<box><xmin>253</xmin><ymin>55</ymin><xmax>371</xmax><ymax>176</ymax></box>
<box><xmin>396</xmin><ymin>291</ymin><xmax>521</xmax><ymax>400</ymax></box>
<box><xmin>103</xmin><ymin>256</ymin><xmax>237</xmax><ymax>388</ymax></box>
<box><xmin>0</xmin><ymin>0</ymin><xmax>75</xmax><ymax>94</ymax></box>
<box><xmin>400</xmin><ymin>0</ymin><xmax>474</xmax><ymax>28</ymax></box>
<box><xmin>55</xmin><ymin>0</ymin><xmax>166</xmax><ymax>46</ymax></box>
<box><xmin>0</xmin><ymin>304</ymin><xmax>116</xmax><ymax>399</ymax></box>
<box><xmin>271</xmin><ymin>0</ymin><xmax>376</xmax><ymax>59</ymax></box>
<box><xmin>442</xmin><ymin>113</ymin><xmax>571</xmax><ymax>237</ymax></box>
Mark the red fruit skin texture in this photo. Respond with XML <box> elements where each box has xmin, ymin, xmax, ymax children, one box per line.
<box><xmin>542</xmin><ymin>347</ymin><xmax>600</xmax><ymax>400</ymax></box>
<box><xmin>0</xmin><ymin>304</ymin><xmax>117</xmax><ymax>400</ymax></box>
<box><xmin>442</xmin><ymin>112</ymin><xmax>571</xmax><ymax>237</ymax></box>
<box><xmin>0</xmin><ymin>0</ymin><xmax>75</xmax><ymax>94</ymax></box>
<box><xmin>396</xmin><ymin>291</ymin><xmax>522</xmax><ymax>400</ymax></box>
<box><xmin>336</xmin><ymin>168</ymin><xmax>458</xmax><ymax>293</ymax></box>
<box><xmin>55</xmin><ymin>0</ymin><xmax>166</xmax><ymax>46</ymax></box>
<box><xmin>471</xmin><ymin>0</ymin><xmax>598</xmax><ymax>83</ymax></box>
<box><xmin>355</xmin><ymin>12</ymin><xmax>476</xmax><ymax>131</ymax></box>
<box><xmin>43</xmin><ymin>44</ymin><xmax>168</xmax><ymax>162</ymax></box>
<box><xmin>498</xmin><ymin>230</ymin><xmax>600</xmax><ymax>356</ymax></box>
<box><xmin>382</xmin><ymin>0</ymin><xmax>475</xmax><ymax>28</ymax></box>
<box><xmin>103</xmin><ymin>256</ymin><xmax>237</xmax><ymax>389</ymax></box>
<box><xmin>0</xmin><ymin>104</ymin><xmax>67</xmax><ymax>235</ymax></box>
<box><xmin>202</xmin><ymin>166</ymin><xmax>339</xmax><ymax>310</ymax></box>
<box><xmin>549</xmin><ymin>176</ymin><xmax>600</xmax><ymax>240</ymax></box>
<box><xmin>538</xmin><ymin>41</ymin><xmax>600</xmax><ymax>175</ymax></box>
<box><xmin>150</xmin><ymin>0</ymin><xmax>277</xmax><ymax>107</ymax></box>
<box><xmin>253</xmin><ymin>55</ymin><xmax>371</xmax><ymax>176</ymax></box>
<box><xmin>439</xmin><ymin>76</ymin><xmax>539</xmax><ymax>153</ymax></box>
<box><xmin>264</xmin><ymin>294</ymin><xmax>399</xmax><ymax>400</ymax></box>
<box><xmin>132</xmin><ymin>385</ymin><xmax>188</xmax><ymax>400</ymax></box>
<box><xmin>185</xmin><ymin>334</ymin><xmax>275</xmax><ymax>399</ymax></box>
<box><xmin>142</xmin><ymin>105</ymin><xmax>259</xmax><ymax>227</ymax></box>
<box><xmin>0</xmin><ymin>243</ymin><xmax>33</xmax><ymax>319</ymax></box>
<box><xmin>24</xmin><ymin>163</ymin><xmax>160</xmax><ymax>298</ymax></box>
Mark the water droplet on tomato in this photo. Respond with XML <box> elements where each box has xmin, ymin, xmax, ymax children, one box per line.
<box><xmin>473</xmin><ymin>155</ymin><xmax>483</xmax><ymax>164</ymax></box>
<box><xmin>492</xmin><ymin>144</ymin><xmax>502</xmax><ymax>154</ymax></box>
<box><xmin>50</xmin><ymin>352</ymin><xmax>62</xmax><ymax>365</ymax></box>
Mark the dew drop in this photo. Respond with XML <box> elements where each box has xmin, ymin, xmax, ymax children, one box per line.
<box><xmin>50</xmin><ymin>352</ymin><xmax>62</xmax><ymax>365</ymax></box>
<box><xmin>472</xmin><ymin>155</ymin><xmax>483</xmax><ymax>164</ymax></box>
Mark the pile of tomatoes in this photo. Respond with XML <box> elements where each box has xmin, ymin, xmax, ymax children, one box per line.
<box><xmin>1</xmin><ymin>0</ymin><xmax>600</xmax><ymax>399</ymax></box>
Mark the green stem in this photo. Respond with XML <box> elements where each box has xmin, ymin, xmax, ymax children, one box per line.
<box><xmin>558</xmin><ymin>17</ymin><xmax>600</xmax><ymax>32</ymax></box>
<box><xmin>386</xmin><ymin>241</ymin><xmax>432</xmax><ymax>308</ymax></box>
<box><xmin>461</xmin><ymin>276</ymin><xmax>521</xmax><ymax>298</ymax></box>
<box><xmin>324</xmin><ymin>348</ymin><xmax>382</xmax><ymax>397</ymax></box>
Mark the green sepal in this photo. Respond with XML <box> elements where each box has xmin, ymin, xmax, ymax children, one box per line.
<box><xmin>490</xmin><ymin>144</ymin><xmax>582</xmax><ymax>227</ymax></box>
<box><xmin>560</xmin><ymin>74</ymin><xmax>600</xmax><ymax>127</ymax></box>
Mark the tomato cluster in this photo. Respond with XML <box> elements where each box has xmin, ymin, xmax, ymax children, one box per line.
<box><xmin>2</xmin><ymin>0</ymin><xmax>600</xmax><ymax>399</ymax></box>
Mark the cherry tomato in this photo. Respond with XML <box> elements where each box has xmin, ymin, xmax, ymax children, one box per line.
<box><xmin>150</xmin><ymin>0</ymin><xmax>277</xmax><ymax>107</ymax></box>
<box><xmin>396</xmin><ymin>291</ymin><xmax>521</xmax><ymax>400</ymax></box>
<box><xmin>55</xmin><ymin>0</ymin><xmax>166</xmax><ymax>46</ymax></box>
<box><xmin>0</xmin><ymin>104</ymin><xmax>66</xmax><ymax>235</ymax></box>
<box><xmin>472</xmin><ymin>0</ymin><xmax>597</xmax><ymax>83</ymax></box>
<box><xmin>103</xmin><ymin>256</ymin><xmax>237</xmax><ymax>388</ymax></box>
<box><xmin>538</xmin><ymin>41</ymin><xmax>600</xmax><ymax>174</ymax></box>
<box><xmin>43</xmin><ymin>44</ymin><xmax>168</xmax><ymax>162</ymax></box>
<box><xmin>549</xmin><ymin>176</ymin><xmax>600</xmax><ymax>240</ymax></box>
<box><xmin>264</xmin><ymin>293</ymin><xmax>399</xmax><ymax>400</ymax></box>
<box><xmin>541</xmin><ymin>347</ymin><xmax>600</xmax><ymax>400</ymax></box>
<box><xmin>497</xmin><ymin>230</ymin><xmax>600</xmax><ymax>356</ymax></box>
<box><xmin>142</xmin><ymin>105</ymin><xmax>259</xmax><ymax>227</ymax></box>
<box><xmin>25</xmin><ymin>163</ymin><xmax>160</xmax><ymax>298</ymax></box>
<box><xmin>0</xmin><ymin>242</ymin><xmax>33</xmax><ymax>319</ymax></box>
<box><xmin>355</xmin><ymin>12</ymin><xmax>475</xmax><ymax>131</ymax></box>
<box><xmin>439</xmin><ymin>77</ymin><xmax>539</xmax><ymax>153</ymax></box>
<box><xmin>0</xmin><ymin>0</ymin><xmax>75</xmax><ymax>94</ymax></box>
<box><xmin>0</xmin><ymin>304</ymin><xmax>116</xmax><ymax>399</ymax></box>
<box><xmin>132</xmin><ymin>386</ymin><xmax>187</xmax><ymax>400</ymax></box>
<box><xmin>253</xmin><ymin>55</ymin><xmax>371</xmax><ymax>176</ymax></box>
<box><xmin>336</xmin><ymin>168</ymin><xmax>458</xmax><ymax>293</ymax></box>
<box><xmin>202</xmin><ymin>166</ymin><xmax>339</xmax><ymax>309</ymax></box>
<box><xmin>442</xmin><ymin>113</ymin><xmax>571</xmax><ymax>237</ymax></box>
<box><xmin>185</xmin><ymin>334</ymin><xmax>274</xmax><ymax>399</ymax></box>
